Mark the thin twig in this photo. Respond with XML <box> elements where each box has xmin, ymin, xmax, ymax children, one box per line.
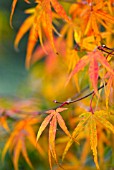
<box><xmin>54</xmin><ymin>83</ymin><xmax>107</xmax><ymax>108</ymax></box>
<box><xmin>98</xmin><ymin>45</ymin><xmax>114</xmax><ymax>55</ymax></box>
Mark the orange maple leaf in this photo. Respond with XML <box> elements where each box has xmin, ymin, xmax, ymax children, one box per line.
<box><xmin>14</xmin><ymin>0</ymin><xmax>70</xmax><ymax>68</ymax></box>
<box><xmin>83</xmin><ymin>1</ymin><xmax>114</xmax><ymax>36</ymax></box>
<box><xmin>2</xmin><ymin>118</ymin><xmax>44</xmax><ymax>170</ymax></box>
<box><xmin>37</xmin><ymin>107</ymin><xmax>71</xmax><ymax>169</ymax></box>
<box><xmin>67</xmin><ymin>50</ymin><xmax>114</xmax><ymax>96</ymax></box>
<box><xmin>70</xmin><ymin>1</ymin><xmax>114</xmax><ymax>44</ymax></box>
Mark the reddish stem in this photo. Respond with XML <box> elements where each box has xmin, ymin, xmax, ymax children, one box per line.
<box><xmin>89</xmin><ymin>93</ymin><xmax>95</xmax><ymax>114</ymax></box>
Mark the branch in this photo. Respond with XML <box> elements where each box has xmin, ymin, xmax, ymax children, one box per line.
<box><xmin>54</xmin><ymin>83</ymin><xmax>107</xmax><ymax>108</ymax></box>
<box><xmin>2</xmin><ymin>83</ymin><xmax>107</xmax><ymax>119</ymax></box>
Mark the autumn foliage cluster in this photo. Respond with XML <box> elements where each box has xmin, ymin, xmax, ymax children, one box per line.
<box><xmin>1</xmin><ymin>0</ymin><xmax>114</xmax><ymax>169</ymax></box>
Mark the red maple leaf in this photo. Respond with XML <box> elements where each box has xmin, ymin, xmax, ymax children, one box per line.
<box><xmin>67</xmin><ymin>50</ymin><xmax>114</xmax><ymax>96</ymax></box>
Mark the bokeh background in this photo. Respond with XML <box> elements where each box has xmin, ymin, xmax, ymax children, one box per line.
<box><xmin>0</xmin><ymin>0</ymin><xmax>29</xmax><ymax>96</ymax></box>
<box><xmin>0</xmin><ymin>1</ymin><xmax>48</xmax><ymax>169</ymax></box>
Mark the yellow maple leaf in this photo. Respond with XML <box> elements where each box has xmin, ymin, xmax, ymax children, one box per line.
<box><xmin>62</xmin><ymin>110</ymin><xmax>114</xmax><ymax>169</ymax></box>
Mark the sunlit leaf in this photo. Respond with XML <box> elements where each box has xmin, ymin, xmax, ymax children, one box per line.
<box><xmin>37</xmin><ymin>114</ymin><xmax>53</xmax><ymax>141</ymax></box>
<box><xmin>49</xmin><ymin>114</ymin><xmax>57</xmax><ymax>162</ymax></box>
<box><xmin>67</xmin><ymin>50</ymin><xmax>114</xmax><ymax>96</ymax></box>
<box><xmin>89</xmin><ymin>115</ymin><xmax>99</xmax><ymax>169</ymax></box>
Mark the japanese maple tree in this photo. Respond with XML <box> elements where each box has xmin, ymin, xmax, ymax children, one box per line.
<box><xmin>1</xmin><ymin>0</ymin><xmax>114</xmax><ymax>170</ymax></box>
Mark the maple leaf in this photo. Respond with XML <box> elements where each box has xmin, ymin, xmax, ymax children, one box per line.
<box><xmin>83</xmin><ymin>1</ymin><xmax>114</xmax><ymax>36</ymax></box>
<box><xmin>2</xmin><ymin>118</ymin><xmax>44</xmax><ymax>170</ymax></box>
<box><xmin>62</xmin><ymin>110</ymin><xmax>114</xmax><ymax>169</ymax></box>
<box><xmin>70</xmin><ymin>1</ymin><xmax>114</xmax><ymax>44</ymax></box>
<box><xmin>67</xmin><ymin>50</ymin><xmax>114</xmax><ymax>96</ymax></box>
<box><xmin>14</xmin><ymin>0</ymin><xmax>70</xmax><ymax>68</ymax></box>
<box><xmin>10</xmin><ymin>0</ymin><xmax>30</xmax><ymax>27</ymax></box>
<box><xmin>36</xmin><ymin>107</ymin><xmax>71</xmax><ymax>169</ymax></box>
